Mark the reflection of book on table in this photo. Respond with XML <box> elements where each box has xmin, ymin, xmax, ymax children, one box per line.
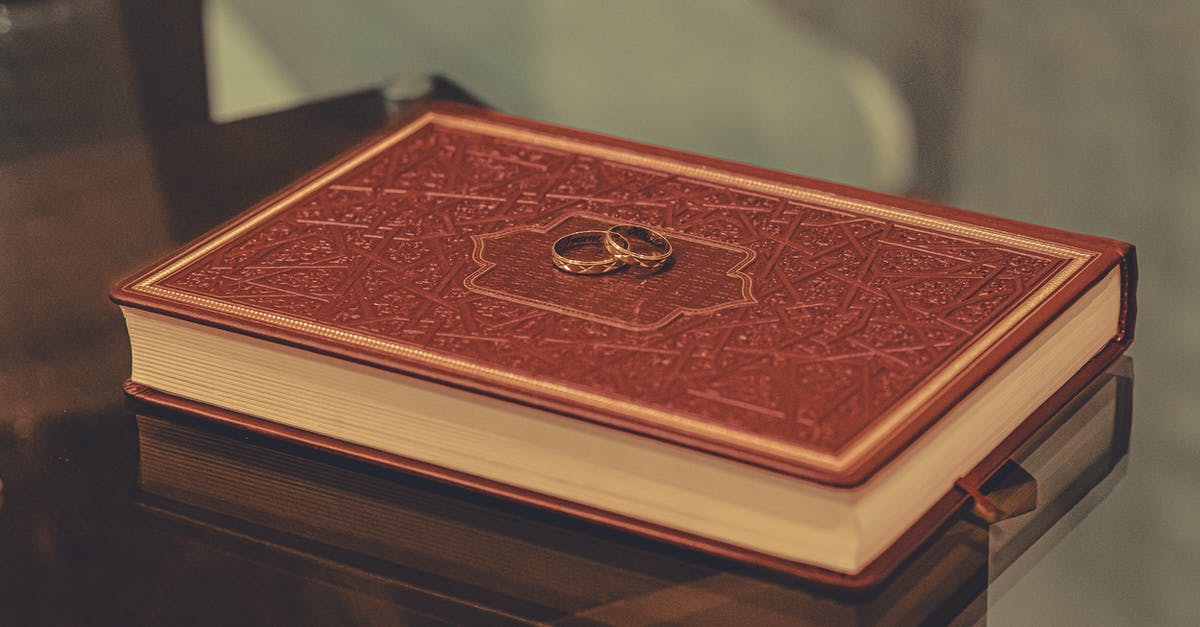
<box><xmin>986</xmin><ymin>357</ymin><xmax>1132</xmax><ymax>607</ymax></box>
<box><xmin>113</xmin><ymin>102</ymin><xmax>1135</xmax><ymax>587</ymax></box>
<box><xmin>133</xmin><ymin>358</ymin><xmax>1132</xmax><ymax>625</ymax></box>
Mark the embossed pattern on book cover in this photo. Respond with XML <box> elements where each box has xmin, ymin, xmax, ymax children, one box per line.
<box><xmin>129</xmin><ymin>112</ymin><xmax>1098</xmax><ymax>474</ymax></box>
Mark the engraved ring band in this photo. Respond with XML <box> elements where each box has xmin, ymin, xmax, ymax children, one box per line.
<box><xmin>604</xmin><ymin>224</ymin><xmax>673</xmax><ymax>270</ymax></box>
<box><xmin>551</xmin><ymin>230</ymin><xmax>630</xmax><ymax>275</ymax></box>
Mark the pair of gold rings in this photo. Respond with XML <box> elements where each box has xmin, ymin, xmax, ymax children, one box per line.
<box><xmin>551</xmin><ymin>224</ymin><xmax>673</xmax><ymax>275</ymax></box>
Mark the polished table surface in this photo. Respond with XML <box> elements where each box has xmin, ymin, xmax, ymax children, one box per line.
<box><xmin>1</xmin><ymin>1</ymin><xmax>1198</xmax><ymax>625</ymax></box>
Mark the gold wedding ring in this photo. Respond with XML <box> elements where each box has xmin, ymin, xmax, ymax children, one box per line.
<box><xmin>604</xmin><ymin>224</ymin><xmax>673</xmax><ymax>270</ymax></box>
<box><xmin>550</xmin><ymin>224</ymin><xmax>675</xmax><ymax>275</ymax></box>
<box><xmin>551</xmin><ymin>230</ymin><xmax>629</xmax><ymax>275</ymax></box>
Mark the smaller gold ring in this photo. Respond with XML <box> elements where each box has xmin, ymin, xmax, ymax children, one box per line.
<box><xmin>604</xmin><ymin>224</ymin><xmax>673</xmax><ymax>270</ymax></box>
<box><xmin>551</xmin><ymin>230</ymin><xmax>629</xmax><ymax>275</ymax></box>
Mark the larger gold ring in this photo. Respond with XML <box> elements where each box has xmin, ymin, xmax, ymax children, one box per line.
<box><xmin>551</xmin><ymin>230</ymin><xmax>629</xmax><ymax>275</ymax></box>
<box><xmin>604</xmin><ymin>224</ymin><xmax>673</xmax><ymax>270</ymax></box>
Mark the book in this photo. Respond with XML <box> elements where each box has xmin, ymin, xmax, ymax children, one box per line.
<box><xmin>130</xmin><ymin>357</ymin><xmax>1133</xmax><ymax>624</ymax></box>
<box><xmin>111</xmin><ymin>102</ymin><xmax>1136</xmax><ymax>588</ymax></box>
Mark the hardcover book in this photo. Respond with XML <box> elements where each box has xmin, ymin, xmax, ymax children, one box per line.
<box><xmin>112</xmin><ymin>102</ymin><xmax>1136</xmax><ymax>588</ymax></box>
<box><xmin>130</xmin><ymin>357</ymin><xmax>1132</xmax><ymax>625</ymax></box>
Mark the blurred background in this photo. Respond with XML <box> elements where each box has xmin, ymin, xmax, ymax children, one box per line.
<box><xmin>1</xmin><ymin>1</ymin><xmax>1198</xmax><ymax>624</ymax></box>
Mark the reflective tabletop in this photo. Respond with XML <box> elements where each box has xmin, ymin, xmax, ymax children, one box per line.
<box><xmin>2</xmin><ymin>1</ymin><xmax>1197</xmax><ymax>625</ymax></box>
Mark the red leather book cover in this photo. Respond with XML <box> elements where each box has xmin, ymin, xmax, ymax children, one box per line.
<box><xmin>112</xmin><ymin>102</ymin><xmax>1135</xmax><ymax>488</ymax></box>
